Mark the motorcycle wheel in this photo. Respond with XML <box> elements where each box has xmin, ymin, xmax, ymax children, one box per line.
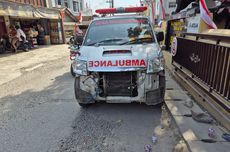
<box><xmin>70</xmin><ymin>65</ymin><xmax>76</xmax><ymax>77</ymax></box>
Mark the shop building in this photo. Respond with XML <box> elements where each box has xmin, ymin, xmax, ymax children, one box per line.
<box><xmin>61</xmin><ymin>7</ymin><xmax>92</xmax><ymax>42</ymax></box>
<box><xmin>164</xmin><ymin>0</ymin><xmax>230</xmax><ymax>50</ymax></box>
<box><xmin>51</xmin><ymin>0</ymin><xmax>85</xmax><ymax>15</ymax></box>
<box><xmin>0</xmin><ymin>0</ymin><xmax>65</xmax><ymax>45</ymax></box>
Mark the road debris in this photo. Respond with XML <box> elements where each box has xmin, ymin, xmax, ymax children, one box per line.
<box><xmin>208</xmin><ymin>128</ymin><xmax>217</xmax><ymax>139</ymax></box>
<box><xmin>144</xmin><ymin>144</ymin><xmax>152</xmax><ymax>152</ymax></box>
<box><xmin>222</xmin><ymin>133</ymin><xmax>230</xmax><ymax>142</ymax></box>
<box><xmin>201</xmin><ymin>139</ymin><xmax>217</xmax><ymax>143</ymax></box>
<box><xmin>183</xmin><ymin>99</ymin><xmax>193</xmax><ymax>108</ymax></box>
<box><xmin>152</xmin><ymin>135</ymin><xmax>157</xmax><ymax>144</ymax></box>
<box><xmin>191</xmin><ymin>110</ymin><xmax>213</xmax><ymax>124</ymax></box>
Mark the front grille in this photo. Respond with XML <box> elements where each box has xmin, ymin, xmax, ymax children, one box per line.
<box><xmin>99</xmin><ymin>72</ymin><xmax>138</xmax><ymax>97</ymax></box>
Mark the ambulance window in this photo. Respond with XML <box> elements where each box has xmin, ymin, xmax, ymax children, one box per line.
<box><xmin>84</xmin><ymin>18</ymin><xmax>155</xmax><ymax>46</ymax></box>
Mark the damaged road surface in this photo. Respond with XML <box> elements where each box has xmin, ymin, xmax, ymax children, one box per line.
<box><xmin>0</xmin><ymin>46</ymin><xmax>183</xmax><ymax>152</ymax></box>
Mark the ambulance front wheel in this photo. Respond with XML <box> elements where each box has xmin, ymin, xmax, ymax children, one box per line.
<box><xmin>74</xmin><ymin>77</ymin><xmax>93</xmax><ymax>108</ymax></box>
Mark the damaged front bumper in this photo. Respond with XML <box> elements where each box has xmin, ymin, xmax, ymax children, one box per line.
<box><xmin>75</xmin><ymin>70</ymin><xmax>165</xmax><ymax>105</ymax></box>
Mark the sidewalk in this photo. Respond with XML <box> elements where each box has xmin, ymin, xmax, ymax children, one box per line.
<box><xmin>0</xmin><ymin>45</ymin><xmax>69</xmax><ymax>86</ymax></box>
<box><xmin>164</xmin><ymin>51</ymin><xmax>229</xmax><ymax>152</ymax></box>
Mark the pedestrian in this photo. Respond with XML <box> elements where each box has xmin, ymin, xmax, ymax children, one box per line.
<box><xmin>28</xmin><ymin>27</ymin><xmax>37</xmax><ymax>48</ymax></box>
<box><xmin>74</xmin><ymin>25</ymin><xmax>83</xmax><ymax>45</ymax></box>
<box><xmin>8</xmin><ymin>25</ymin><xmax>18</xmax><ymax>52</ymax></box>
<box><xmin>15</xmin><ymin>25</ymin><xmax>26</xmax><ymax>42</ymax></box>
<box><xmin>74</xmin><ymin>24</ymin><xmax>83</xmax><ymax>37</ymax></box>
<box><xmin>15</xmin><ymin>25</ymin><xmax>27</xmax><ymax>52</ymax></box>
<box><xmin>37</xmin><ymin>24</ymin><xmax>45</xmax><ymax>45</ymax></box>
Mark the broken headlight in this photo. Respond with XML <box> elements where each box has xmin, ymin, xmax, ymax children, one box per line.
<box><xmin>72</xmin><ymin>59</ymin><xmax>87</xmax><ymax>76</ymax></box>
<box><xmin>147</xmin><ymin>57</ymin><xmax>164</xmax><ymax>73</ymax></box>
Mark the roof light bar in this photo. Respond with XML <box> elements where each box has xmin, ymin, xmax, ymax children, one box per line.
<box><xmin>95</xmin><ymin>6</ymin><xmax>147</xmax><ymax>14</ymax></box>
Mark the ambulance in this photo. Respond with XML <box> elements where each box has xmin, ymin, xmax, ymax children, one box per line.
<box><xmin>72</xmin><ymin>6</ymin><xmax>165</xmax><ymax>107</ymax></box>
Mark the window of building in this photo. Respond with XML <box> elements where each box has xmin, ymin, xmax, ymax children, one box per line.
<box><xmin>73</xmin><ymin>1</ymin><xmax>77</xmax><ymax>12</ymax></box>
<box><xmin>169</xmin><ymin>2</ymin><xmax>176</xmax><ymax>8</ymax></box>
<box><xmin>73</xmin><ymin>1</ymin><xmax>79</xmax><ymax>12</ymax></box>
<box><xmin>57</xmin><ymin>0</ymin><xmax>62</xmax><ymax>5</ymax></box>
<box><xmin>43</xmin><ymin>0</ymin><xmax>47</xmax><ymax>7</ymax></box>
<box><xmin>79</xmin><ymin>1</ymin><xmax>83</xmax><ymax>11</ymax></box>
<box><xmin>64</xmin><ymin>0</ymin><xmax>68</xmax><ymax>8</ymax></box>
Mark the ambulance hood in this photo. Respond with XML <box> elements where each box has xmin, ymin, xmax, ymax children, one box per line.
<box><xmin>78</xmin><ymin>43</ymin><xmax>160</xmax><ymax>72</ymax></box>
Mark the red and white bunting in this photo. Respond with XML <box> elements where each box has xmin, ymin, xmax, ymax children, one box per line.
<box><xmin>199</xmin><ymin>0</ymin><xmax>217</xmax><ymax>29</ymax></box>
<box><xmin>159</xmin><ymin>0</ymin><xmax>166</xmax><ymax>20</ymax></box>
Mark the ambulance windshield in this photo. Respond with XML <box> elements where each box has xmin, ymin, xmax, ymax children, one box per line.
<box><xmin>84</xmin><ymin>18</ymin><xmax>155</xmax><ymax>46</ymax></box>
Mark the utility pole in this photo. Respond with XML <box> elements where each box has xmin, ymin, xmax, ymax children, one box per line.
<box><xmin>111</xmin><ymin>0</ymin><xmax>114</xmax><ymax>8</ymax></box>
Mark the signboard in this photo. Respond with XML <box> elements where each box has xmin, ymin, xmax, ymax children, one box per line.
<box><xmin>171</xmin><ymin>37</ymin><xmax>177</xmax><ymax>56</ymax></box>
<box><xmin>88</xmin><ymin>59</ymin><xmax>146</xmax><ymax>68</ymax></box>
<box><xmin>186</xmin><ymin>15</ymin><xmax>201</xmax><ymax>33</ymax></box>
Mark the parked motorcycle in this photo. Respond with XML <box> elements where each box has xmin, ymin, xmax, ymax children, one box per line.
<box><xmin>0</xmin><ymin>35</ymin><xmax>12</xmax><ymax>53</ymax></box>
<box><xmin>0</xmin><ymin>35</ymin><xmax>32</xmax><ymax>53</ymax></box>
<box><xmin>69</xmin><ymin>45</ymin><xmax>80</xmax><ymax>77</ymax></box>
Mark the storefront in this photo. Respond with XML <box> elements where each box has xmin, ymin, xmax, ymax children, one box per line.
<box><xmin>165</xmin><ymin>8</ymin><xmax>206</xmax><ymax>50</ymax></box>
<box><xmin>0</xmin><ymin>1</ymin><xmax>64</xmax><ymax>45</ymax></box>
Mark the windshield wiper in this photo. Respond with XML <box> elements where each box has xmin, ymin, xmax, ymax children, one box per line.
<box><xmin>87</xmin><ymin>38</ymin><xmax>126</xmax><ymax>46</ymax></box>
<box><xmin>119</xmin><ymin>37</ymin><xmax>153</xmax><ymax>45</ymax></box>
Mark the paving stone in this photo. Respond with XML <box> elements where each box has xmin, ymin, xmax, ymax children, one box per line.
<box><xmin>165</xmin><ymin>90</ymin><xmax>190</xmax><ymax>101</ymax></box>
<box><xmin>165</xmin><ymin>100</ymin><xmax>203</xmax><ymax>116</ymax></box>
<box><xmin>173</xmin><ymin>116</ymin><xmax>226</xmax><ymax>142</ymax></box>
<box><xmin>188</xmin><ymin>141</ymin><xmax>229</xmax><ymax>152</ymax></box>
<box><xmin>166</xmin><ymin>78</ymin><xmax>183</xmax><ymax>90</ymax></box>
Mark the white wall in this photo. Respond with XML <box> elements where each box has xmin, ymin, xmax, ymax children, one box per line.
<box><xmin>154</xmin><ymin>0</ymin><xmax>176</xmax><ymax>16</ymax></box>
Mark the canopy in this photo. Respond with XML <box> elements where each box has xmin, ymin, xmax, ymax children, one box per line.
<box><xmin>0</xmin><ymin>1</ymin><xmax>60</xmax><ymax>19</ymax></box>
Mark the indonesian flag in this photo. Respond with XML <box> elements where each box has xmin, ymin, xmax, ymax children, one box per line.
<box><xmin>159</xmin><ymin>0</ymin><xmax>166</xmax><ymax>20</ymax></box>
<box><xmin>77</xmin><ymin>12</ymin><xmax>82</xmax><ymax>23</ymax></box>
<box><xmin>199</xmin><ymin>0</ymin><xmax>217</xmax><ymax>29</ymax></box>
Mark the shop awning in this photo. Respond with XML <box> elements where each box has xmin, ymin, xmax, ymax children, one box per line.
<box><xmin>0</xmin><ymin>1</ymin><xmax>34</xmax><ymax>18</ymax></box>
<box><xmin>33</xmin><ymin>7</ymin><xmax>60</xmax><ymax>19</ymax></box>
<box><xmin>0</xmin><ymin>1</ymin><xmax>60</xmax><ymax>19</ymax></box>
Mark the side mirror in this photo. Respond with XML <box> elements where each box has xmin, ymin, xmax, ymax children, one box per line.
<box><xmin>156</xmin><ymin>31</ymin><xmax>164</xmax><ymax>42</ymax></box>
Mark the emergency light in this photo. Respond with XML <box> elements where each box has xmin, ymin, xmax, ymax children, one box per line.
<box><xmin>95</xmin><ymin>6</ymin><xmax>147</xmax><ymax>14</ymax></box>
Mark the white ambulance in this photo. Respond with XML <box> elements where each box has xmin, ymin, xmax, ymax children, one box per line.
<box><xmin>72</xmin><ymin>6</ymin><xmax>165</xmax><ymax>107</ymax></box>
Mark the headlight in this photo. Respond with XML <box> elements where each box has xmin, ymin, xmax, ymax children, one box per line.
<box><xmin>147</xmin><ymin>57</ymin><xmax>164</xmax><ymax>73</ymax></box>
<box><xmin>72</xmin><ymin>59</ymin><xmax>87</xmax><ymax>76</ymax></box>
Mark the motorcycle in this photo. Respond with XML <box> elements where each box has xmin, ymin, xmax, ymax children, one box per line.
<box><xmin>0</xmin><ymin>35</ymin><xmax>32</xmax><ymax>53</ymax></box>
<box><xmin>0</xmin><ymin>35</ymin><xmax>12</xmax><ymax>53</ymax></box>
<box><xmin>16</xmin><ymin>36</ymin><xmax>31</xmax><ymax>52</ymax></box>
<box><xmin>69</xmin><ymin>35</ymin><xmax>84</xmax><ymax>77</ymax></box>
<box><xmin>69</xmin><ymin>45</ymin><xmax>80</xmax><ymax>77</ymax></box>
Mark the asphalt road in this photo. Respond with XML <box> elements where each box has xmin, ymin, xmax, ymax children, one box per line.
<box><xmin>0</xmin><ymin>46</ymin><xmax>182</xmax><ymax>152</ymax></box>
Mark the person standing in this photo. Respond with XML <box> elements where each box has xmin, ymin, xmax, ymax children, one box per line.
<box><xmin>37</xmin><ymin>24</ymin><xmax>45</xmax><ymax>45</ymax></box>
<box><xmin>15</xmin><ymin>25</ymin><xmax>26</xmax><ymax>42</ymax></box>
<box><xmin>8</xmin><ymin>25</ymin><xmax>18</xmax><ymax>52</ymax></box>
<box><xmin>74</xmin><ymin>25</ymin><xmax>83</xmax><ymax>45</ymax></box>
<box><xmin>15</xmin><ymin>25</ymin><xmax>27</xmax><ymax>51</ymax></box>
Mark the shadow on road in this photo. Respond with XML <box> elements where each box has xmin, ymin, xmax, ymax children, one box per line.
<box><xmin>0</xmin><ymin>71</ymin><xmax>182</xmax><ymax>152</ymax></box>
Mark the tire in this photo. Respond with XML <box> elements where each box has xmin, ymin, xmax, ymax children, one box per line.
<box><xmin>74</xmin><ymin>77</ymin><xmax>92</xmax><ymax>107</ymax></box>
<box><xmin>78</xmin><ymin>103</ymin><xmax>90</xmax><ymax>108</ymax></box>
<box><xmin>70</xmin><ymin>65</ymin><xmax>76</xmax><ymax>77</ymax></box>
<box><xmin>159</xmin><ymin>74</ymin><xmax>166</xmax><ymax>102</ymax></box>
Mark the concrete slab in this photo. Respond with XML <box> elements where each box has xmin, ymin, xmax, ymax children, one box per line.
<box><xmin>188</xmin><ymin>141</ymin><xmax>230</xmax><ymax>152</ymax></box>
<box><xmin>165</xmin><ymin>100</ymin><xmax>204</xmax><ymax>116</ymax></box>
<box><xmin>166</xmin><ymin>78</ymin><xmax>183</xmax><ymax>90</ymax></box>
<box><xmin>174</xmin><ymin>116</ymin><xmax>226</xmax><ymax>142</ymax></box>
<box><xmin>165</xmin><ymin>90</ymin><xmax>190</xmax><ymax>101</ymax></box>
